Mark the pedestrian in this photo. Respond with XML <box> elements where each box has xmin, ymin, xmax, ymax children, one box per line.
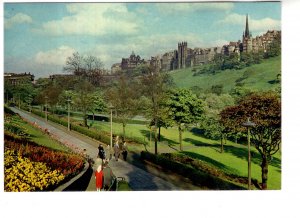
<box><xmin>98</xmin><ymin>144</ymin><xmax>105</xmax><ymax>161</ymax></box>
<box><xmin>102</xmin><ymin>160</ymin><xmax>115</xmax><ymax>191</ymax></box>
<box><xmin>95</xmin><ymin>164</ymin><xmax>103</xmax><ymax>192</ymax></box>
<box><xmin>105</xmin><ymin>144</ymin><xmax>111</xmax><ymax>162</ymax></box>
<box><xmin>122</xmin><ymin>141</ymin><xmax>128</xmax><ymax>161</ymax></box>
<box><xmin>94</xmin><ymin>154</ymin><xmax>102</xmax><ymax>171</ymax></box>
<box><xmin>114</xmin><ymin>136</ymin><xmax>120</xmax><ymax>161</ymax></box>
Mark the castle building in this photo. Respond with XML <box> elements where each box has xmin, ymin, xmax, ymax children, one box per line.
<box><xmin>178</xmin><ymin>42</ymin><xmax>188</xmax><ymax>69</ymax></box>
<box><xmin>121</xmin><ymin>51</ymin><xmax>146</xmax><ymax>71</ymax></box>
<box><xmin>112</xmin><ymin>15</ymin><xmax>280</xmax><ymax>73</ymax></box>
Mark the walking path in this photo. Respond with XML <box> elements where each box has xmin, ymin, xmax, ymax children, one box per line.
<box><xmin>10</xmin><ymin>107</ymin><xmax>182</xmax><ymax>191</ymax></box>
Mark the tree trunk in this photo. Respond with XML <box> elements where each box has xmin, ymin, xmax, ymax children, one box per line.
<box><xmin>122</xmin><ymin>123</ymin><xmax>126</xmax><ymax>141</ymax></box>
<box><xmin>179</xmin><ymin>124</ymin><xmax>183</xmax><ymax>151</ymax></box>
<box><xmin>83</xmin><ymin>111</ymin><xmax>88</xmax><ymax>127</ymax></box>
<box><xmin>261</xmin><ymin>156</ymin><xmax>269</xmax><ymax>190</ymax></box>
<box><xmin>158</xmin><ymin>126</ymin><xmax>161</xmax><ymax>142</ymax></box>
<box><xmin>220</xmin><ymin>134</ymin><xmax>224</xmax><ymax>153</ymax></box>
<box><xmin>154</xmin><ymin>119</ymin><xmax>158</xmax><ymax>155</ymax></box>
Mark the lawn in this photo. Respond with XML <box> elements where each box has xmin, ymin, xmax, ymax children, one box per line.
<box><xmin>88</xmin><ymin>119</ymin><xmax>281</xmax><ymax>190</ymax></box>
<box><xmin>8</xmin><ymin>114</ymin><xmax>71</xmax><ymax>153</ymax></box>
<box><xmin>169</xmin><ymin>55</ymin><xmax>281</xmax><ymax>93</ymax></box>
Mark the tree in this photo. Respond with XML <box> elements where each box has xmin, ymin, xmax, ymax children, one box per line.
<box><xmin>140</xmin><ymin>66</ymin><xmax>173</xmax><ymax>154</ymax></box>
<box><xmin>166</xmin><ymin>88</ymin><xmax>204</xmax><ymax>151</ymax></box>
<box><xmin>199</xmin><ymin>93</ymin><xmax>235</xmax><ymax>144</ymax></box>
<box><xmin>63</xmin><ymin>52</ymin><xmax>84</xmax><ymax>76</ymax></box>
<box><xmin>90</xmin><ymin>91</ymin><xmax>106</xmax><ymax>123</ymax></box>
<box><xmin>73</xmin><ymin>79</ymin><xmax>96</xmax><ymax>127</ymax></box>
<box><xmin>220</xmin><ymin>92</ymin><xmax>281</xmax><ymax>189</ymax></box>
<box><xmin>64</xmin><ymin>52</ymin><xmax>105</xmax><ymax>86</ymax></box>
<box><xmin>105</xmin><ymin>74</ymin><xmax>139</xmax><ymax>141</ymax></box>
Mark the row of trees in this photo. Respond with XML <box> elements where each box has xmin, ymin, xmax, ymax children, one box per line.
<box><xmin>6</xmin><ymin>51</ymin><xmax>281</xmax><ymax>190</ymax></box>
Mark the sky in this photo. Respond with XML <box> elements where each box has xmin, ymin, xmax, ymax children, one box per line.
<box><xmin>3</xmin><ymin>1</ymin><xmax>281</xmax><ymax>78</ymax></box>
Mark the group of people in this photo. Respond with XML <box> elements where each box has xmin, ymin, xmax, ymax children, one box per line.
<box><xmin>94</xmin><ymin>158</ymin><xmax>115</xmax><ymax>191</ymax></box>
<box><xmin>94</xmin><ymin>136</ymin><xmax>128</xmax><ymax>191</ymax></box>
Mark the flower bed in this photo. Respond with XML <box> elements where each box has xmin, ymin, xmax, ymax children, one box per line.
<box><xmin>4</xmin><ymin>138</ymin><xmax>85</xmax><ymax>192</ymax></box>
<box><xmin>4</xmin><ymin>149</ymin><xmax>65</xmax><ymax>191</ymax></box>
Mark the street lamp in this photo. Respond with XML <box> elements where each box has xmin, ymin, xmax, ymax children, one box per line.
<box><xmin>67</xmin><ymin>97</ymin><xmax>71</xmax><ymax>131</ymax></box>
<box><xmin>242</xmin><ymin>117</ymin><xmax>256</xmax><ymax>190</ymax></box>
<box><xmin>28</xmin><ymin>94</ymin><xmax>32</xmax><ymax>113</ymax></box>
<box><xmin>45</xmin><ymin>96</ymin><xmax>48</xmax><ymax>122</ymax></box>
<box><xmin>108</xmin><ymin>104</ymin><xmax>114</xmax><ymax>150</ymax></box>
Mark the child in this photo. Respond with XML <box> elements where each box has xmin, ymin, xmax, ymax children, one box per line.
<box><xmin>95</xmin><ymin>164</ymin><xmax>103</xmax><ymax>191</ymax></box>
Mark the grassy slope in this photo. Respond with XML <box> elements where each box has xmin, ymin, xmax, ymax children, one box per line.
<box><xmin>10</xmin><ymin>115</ymin><xmax>71</xmax><ymax>153</ymax></box>
<box><xmin>90</xmin><ymin>120</ymin><xmax>281</xmax><ymax>189</ymax></box>
<box><xmin>169</xmin><ymin>56</ymin><xmax>281</xmax><ymax>93</ymax></box>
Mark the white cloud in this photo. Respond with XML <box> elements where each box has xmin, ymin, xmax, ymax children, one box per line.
<box><xmin>34</xmin><ymin>46</ymin><xmax>76</xmax><ymax>66</ymax></box>
<box><xmin>5</xmin><ymin>13</ymin><xmax>32</xmax><ymax>29</ymax></box>
<box><xmin>157</xmin><ymin>2</ymin><xmax>234</xmax><ymax>14</ymax></box>
<box><xmin>218</xmin><ymin>13</ymin><xmax>281</xmax><ymax>33</ymax></box>
<box><xmin>38</xmin><ymin>3</ymin><xmax>140</xmax><ymax>36</ymax></box>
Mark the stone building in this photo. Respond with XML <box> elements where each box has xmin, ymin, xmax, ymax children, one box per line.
<box><xmin>178</xmin><ymin>42</ymin><xmax>188</xmax><ymax>69</ymax></box>
<box><xmin>112</xmin><ymin>14</ymin><xmax>280</xmax><ymax>73</ymax></box>
<box><xmin>161</xmin><ymin>50</ymin><xmax>177</xmax><ymax>72</ymax></box>
<box><xmin>111</xmin><ymin>63</ymin><xmax>121</xmax><ymax>74</ymax></box>
<box><xmin>193</xmin><ymin>47</ymin><xmax>222</xmax><ymax>65</ymax></box>
<box><xmin>4</xmin><ymin>72</ymin><xmax>34</xmax><ymax>86</ymax></box>
<box><xmin>121</xmin><ymin>51</ymin><xmax>146</xmax><ymax>71</ymax></box>
<box><xmin>242</xmin><ymin>14</ymin><xmax>281</xmax><ymax>53</ymax></box>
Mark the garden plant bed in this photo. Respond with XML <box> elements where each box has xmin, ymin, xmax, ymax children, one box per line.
<box><xmin>4</xmin><ymin>108</ymin><xmax>85</xmax><ymax>192</ymax></box>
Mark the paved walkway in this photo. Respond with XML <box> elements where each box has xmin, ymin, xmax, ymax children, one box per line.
<box><xmin>10</xmin><ymin>107</ymin><xmax>181</xmax><ymax>191</ymax></box>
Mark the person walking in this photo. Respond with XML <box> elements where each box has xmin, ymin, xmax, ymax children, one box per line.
<box><xmin>105</xmin><ymin>144</ymin><xmax>111</xmax><ymax>162</ymax></box>
<box><xmin>102</xmin><ymin>161</ymin><xmax>115</xmax><ymax>191</ymax></box>
<box><xmin>98</xmin><ymin>144</ymin><xmax>105</xmax><ymax>162</ymax></box>
<box><xmin>95</xmin><ymin>164</ymin><xmax>103</xmax><ymax>191</ymax></box>
<box><xmin>122</xmin><ymin>141</ymin><xmax>128</xmax><ymax>161</ymax></box>
<box><xmin>114</xmin><ymin>136</ymin><xmax>120</xmax><ymax>161</ymax></box>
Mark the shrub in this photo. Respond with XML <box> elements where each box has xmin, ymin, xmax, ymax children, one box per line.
<box><xmin>140</xmin><ymin>151</ymin><xmax>245</xmax><ymax>190</ymax></box>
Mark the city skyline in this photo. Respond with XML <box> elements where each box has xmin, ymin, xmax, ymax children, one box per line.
<box><xmin>4</xmin><ymin>2</ymin><xmax>281</xmax><ymax>78</ymax></box>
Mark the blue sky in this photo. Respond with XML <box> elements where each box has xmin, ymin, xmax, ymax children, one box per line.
<box><xmin>4</xmin><ymin>2</ymin><xmax>281</xmax><ymax>78</ymax></box>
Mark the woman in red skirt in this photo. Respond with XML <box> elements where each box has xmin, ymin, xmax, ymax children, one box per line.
<box><xmin>95</xmin><ymin>164</ymin><xmax>103</xmax><ymax>191</ymax></box>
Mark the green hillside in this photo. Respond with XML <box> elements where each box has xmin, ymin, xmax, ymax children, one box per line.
<box><xmin>169</xmin><ymin>55</ymin><xmax>281</xmax><ymax>93</ymax></box>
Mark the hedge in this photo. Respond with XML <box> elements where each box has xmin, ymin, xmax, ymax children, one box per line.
<box><xmin>140</xmin><ymin>151</ymin><xmax>245</xmax><ymax>190</ymax></box>
<box><xmin>30</xmin><ymin>109</ymin><xmax>111</xmax><ymax>145</ymax></box>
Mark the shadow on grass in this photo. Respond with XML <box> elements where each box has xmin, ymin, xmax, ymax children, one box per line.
<box><xmin>183</xmin><ymin>137</ymin><xmax>281</xmax><ymax>169</ymax></box>
<box><xmin>139</xmin><ymin>129</ymin><xmax>179</xmax><ymax>146</ymax></box>
<box><xmin>181</xmin><ymin>151</ymin><xmax>239</xmax><ymax>174</ymax></box>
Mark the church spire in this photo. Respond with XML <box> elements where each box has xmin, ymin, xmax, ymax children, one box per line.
<box><xmin>245</xmin><ymin>14</ymin><xmax>250</xmax><ymax>38</ymax></box>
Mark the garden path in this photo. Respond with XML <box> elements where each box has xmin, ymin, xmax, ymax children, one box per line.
<box><xmin>10</xmin><ymin>107</ymin><xmax>182</xmax><ymax>191</ymax></box>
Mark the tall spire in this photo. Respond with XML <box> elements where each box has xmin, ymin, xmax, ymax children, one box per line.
<box><xmin>245</xmin><ymin>14</ymin><xmax>250</xmax><ymax>38</ymax></box>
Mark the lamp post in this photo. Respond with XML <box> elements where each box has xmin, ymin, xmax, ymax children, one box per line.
<box><xmin>67</xmin><ymin>97</ymin><xmax>71</xmax><ymax>131</ymax></box>
<box><xmin>28</xmin><ymin>94</ymin><xmax>32</xmax><ymax>113</ymax></box>
<box><xmin>18</xmin><ymin>94</ymin><xmax>21</xmax><ymax>109</ymax></box>
<box><xmin>242</xmin><ymin>117</ymin><xmax>256</xmax><ymax>190</ymax></box>
<box><xmin>45</xmin><ymin>96</ymin><xmax>48</xmax><ymax>122</ymax></box>
<box><xmin>108</xmin><ymin>104</ymin><xmax>114</xmax><ymax>149</ymax></box>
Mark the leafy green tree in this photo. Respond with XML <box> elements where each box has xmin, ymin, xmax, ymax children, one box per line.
<box><xmin>105</xmin><ymin>74</ymin><xmax>140</xmax><ymax>140</ymax></box>
<box><xmin>199</xmin><ymin>93</ymin><xmax>235</xmax><ymax>141</ymax></box>
<box><xmin>166</xmin><ymin>88</ymin><xmax>204</xmax><ymax>151</ymax></box>
<box><xmin>73</xmin><ymin>79</ymin><xmax>95</xmax><ymax>127</ymax></box>
<box><xmin>140</xmin><ymin>66</ymin><xmax>173</xmax><ymax>154</ymax></box>
<box><xmin>220</xmin><ymin>92</ymin><xmax>281</xmax><ymax>190</ymax></box>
